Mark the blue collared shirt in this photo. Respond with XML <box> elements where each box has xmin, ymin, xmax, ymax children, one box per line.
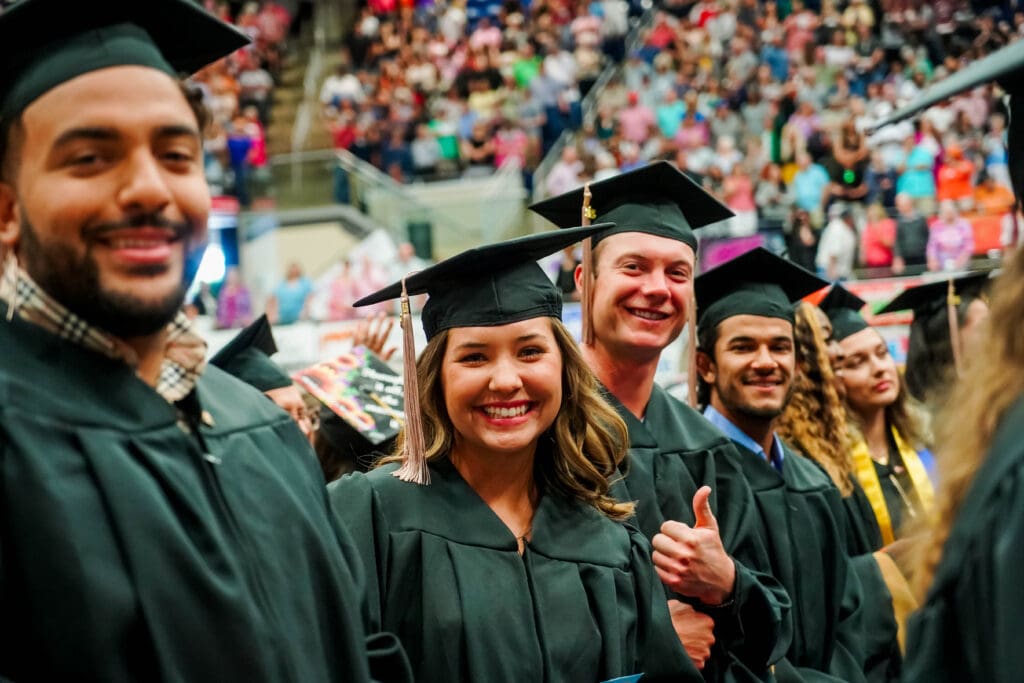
<box><xmin>703</xmin><ymin>405</ymin><xmax>785</xmax><ymax>472</ymax></box>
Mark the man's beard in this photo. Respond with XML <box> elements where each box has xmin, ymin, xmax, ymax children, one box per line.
<box><xmin>18</xmin><ymin>216</ymin><xmax>193</xmax><ymax>338</ymax></box>
<box><xmin>716</xmin><ymin>375</ymin><xmax>795</xmax><ymax>421</ymax></box>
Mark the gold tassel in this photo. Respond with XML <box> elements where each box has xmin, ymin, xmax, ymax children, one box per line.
<box><xmin>393</xmin><ymin>276</ymin><xmax>430</xmax><ymax>485</ymax></box>
<box><xmin>581</xmin><ymin>183</ymin><xmax>596</xmax><ymax>345</ymax></box>
<box><xmin>687</xmin><ymin>292</ymin><xmax>698</xmax><ymax>408</ymax></box>
<box><xmin>946</xmin><ymin>279</ymin><xmax>963</xmax><ymax>377</ymax></box>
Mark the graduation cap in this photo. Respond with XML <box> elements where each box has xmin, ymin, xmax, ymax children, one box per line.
<box><xmin>353</xmin><ymin>223</ymin><xmax>612</xmax><ymax>484</ymax></box>
<box><xmin>209</xmin><ymin>315</ymin><xmax>294</xmax><ymax>392</ymax></box>
<box><xmin>528</xmin><ymin>161</ymin><xmax>734</xmax><ymax>251</ymax></box>
<box><xmin>529</xmin><ymin>160</ymin><xmax>733</xmax><ymax>349</ymax></box>
<box><xmin>818</xmin><ymin>284</ymin><xmax>869</xmax><ymax>342</ymax></box>
<box><xmin>870</xmin><ymin>40</ymin><xmax>1024</xmax><ymax>205</ymax></box>
<box><xmin>695</xmin><ymin>247</ymin><xmax>828</xmax><ymax>338</ymax></box>
<box><xmin>293</xmin><ymin>347</ymin><xmax>404</xmax><ymax>473</ymax></box>
<box><xmin>0</xmin><ymin>0</ymin><xmax>249</xmax><ymax>119</ymax></box>
<box><xmin>877</xmin><ymin>272</ymin><xmax>991</xmax><ymax>317</ymax></box>
<box><xmin>877</xmin><ymin>271</ymin><xmax>992</xmax><ymax>377</ymax></box>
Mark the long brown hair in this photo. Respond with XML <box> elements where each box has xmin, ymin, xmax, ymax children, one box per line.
<box><xmin>777</xmin><ymin>302</ymin><xmax>854</xmax><ymax>494</ymax></box>
<box><xmin>914</xmin><ymin>246</ymin><xmax>1024</xmax><ymax>596</ymax></box>
<box><xmin>385</xmin><ymin>318</ymin><xmax>635</xmax><ymax>521</ymax></box>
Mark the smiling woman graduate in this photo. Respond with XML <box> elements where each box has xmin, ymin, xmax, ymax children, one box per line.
<box><xmin>327</xmin><ymin>226</ymin><xmax>702</xmax><ymax>683</ymax></box>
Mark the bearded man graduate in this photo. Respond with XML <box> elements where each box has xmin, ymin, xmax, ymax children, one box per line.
<box><xmin>531</xmin><ymin>162</ymin><xmax>791</xmax><ymax>682</ymax></box>
<box><xmin>693</xmin><ymin>247</ymin><xmax>880</xmax><ymax>683</ymax></box>
<box><xmin>0</xmin><ymin>1</ymin><xmax>407</xmax><ymax>681</ymax></box>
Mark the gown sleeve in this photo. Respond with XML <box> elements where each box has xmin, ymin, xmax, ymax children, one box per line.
<box><xmin>979</xmin><ymin>469</ymin><xmax>1024</xmax><ymax>682</ymax></box>
<box><xmin>670</xmin><ymin>446</ymin><xmax>794</xmax><ymax>679</ymax></box>
<box><xmin>624</xmin><ymin>439</ymin><xmax>792</xmax><ymax>682</ymax></box>
<box><xmin>626</xmin><ymin>529</ymin><xmax>704</xmax><ymax>683</ymax></box>
<box><xmin>705</xmin><ymin>459</ymin><xmax>793</xmax><ymax>673</ymax></box>
<box><xmin>327</xmin><ymin>472</ymin><xmax>411</xmax><ymax>683</ymax></box>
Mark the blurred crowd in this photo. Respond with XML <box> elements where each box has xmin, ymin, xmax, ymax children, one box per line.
<box><xmin>190</xmin><ymin>242</ymin><xmax>433</xmax><ymax>328</ymax></box>
<box><xmin>323</xmin><ymin>0</ymin><xmax>638</xmax><ymax>185</ymax></box>
<box><xmin>545</xmin><ymin>0</ymin><xmax>1023</xmax><ymax>277</ymax></box>
<box><xmin>193</xmin><ymin>0</ymin><xmax>296</xmax><ymax>206</ymax></box>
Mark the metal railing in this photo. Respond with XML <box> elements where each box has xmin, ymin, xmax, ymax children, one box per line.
<box><xmin>265</xmin><ymin>146</ymin><xmax>528</xmax><ymax>252</ymax></box>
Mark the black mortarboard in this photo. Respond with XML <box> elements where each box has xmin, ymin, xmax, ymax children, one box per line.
<box><xmin>354</xmin><ymin>223</ymin><xmax>613</xmax><ymax>339</ymax></box>
<box><xmin>294</xmin><ymin>347</ymin><xmax>403</xmax><ymax>461</ymax></box>
<box><xmin>0</xmin><ymin>0</ymin><xmax>249</xmax><ymax>119</ymax></box>
<box><xmin>354</xmin><ymin>224</ymin><xmax>611</xmax><ymax>485</ymax></box>
<box><xmin>695</xmin><ymin>247</ymin><xmax>828</xmax><ymax>337</ymax></box>
<box><xmin>877</xmin><ymin>272</ymin><xmax>992</xmax><ymax>317</ymax></box>
<box><xmin>818</xmin><ymin>284</ymin><xmax>869</xmax><ymax>342</ymax></box>
<box><xmin>878</xmin><ymin>271</ymin><xmax>993</xmax><ymax>382</ymax></box>
<box><xmin>528</xmin><ymin>161</ymin><xmax>734</xmax><ymax>251</ymax></box>
<box><xmin>209</xmin><ymin>315</ymin><xmax>294</xmax><ymax>392</ymax></box>
<box><xmin>870</xmin><ymin>40</ymin><xmax>1024</xmax><ymax>204</ymax></box>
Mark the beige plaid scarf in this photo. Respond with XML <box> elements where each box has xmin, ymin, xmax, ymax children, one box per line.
<box><xmin>0</xmin><ymin>250</ymin><xmax>207</xmax><ymax>403</ymax></box>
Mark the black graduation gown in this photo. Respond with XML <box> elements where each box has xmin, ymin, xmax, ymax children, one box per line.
<box><xmin>903</xmin><ymin>395</ymin><xmax>1024</xmax><ymax>682</ymax></box>
<box><xmin>732</xmin><ymin>441</ymin><xmax>869</xmax><ymax>683</ymax></box>
<box><xmin>836</xmin><ymin>479</ymin><xmax>901</xmax><ymax>683</ymax></box>
<box><xmin>605</xmin><ymin>386</ymin><xmax>792</xmax><ymax>682</ymax></box>
<box><xmin>329</xmin><ymin>458</ymin><xmax>701</xmax><ymax>683</ymax></box>
<box><xmin>0</xmin><ymin>310</ymin><xmax>393</xmax><ymax>682</ymax></box>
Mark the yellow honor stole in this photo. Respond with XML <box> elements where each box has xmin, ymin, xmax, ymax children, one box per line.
<box><xmin>851</xmin><ymin>428</ymin><xmax>936</xmax><ymax>544</ymax></box>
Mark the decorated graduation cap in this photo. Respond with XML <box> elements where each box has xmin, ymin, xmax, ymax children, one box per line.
<box><xmin>293</xmin><ymin>347</ymin><xmax>404</xmax><ymax>475</ymax></box>
<box><xmin>877</xmin><ymin>271</ymin><xmax>992</xmax><ymax>377</ymax></box>
<box><xmin>695</xmin><ymin>247</ymin><xmax>828</xmax><ymax>338</ymax></box>
<box><xmin>209</xmin><ymin>315</ymin><xmax>294</xmax><ymax>392</ymax></box>
<box><xmin>0</xmin><ymin>0</ymin><xmax>249</xmax><ymax>120</ymax></box>
<box><xmin>818</xmin><ymin>284</ymin><xmax>869</xmax><ymax>342</ymax></box>
<box><xmin>870</xmin><ymin>39</ymin><xmax>1024</xmax><ymax>205</ymax></box>
<box><xmin>353</xmin><ymin>223</ymin><xmax>613</xmax><ymax>484</ymax></box>
<box><xmin>529</xmin><ymin>160</ymin><xmax>733</xmax><ymax>351</ymax></box>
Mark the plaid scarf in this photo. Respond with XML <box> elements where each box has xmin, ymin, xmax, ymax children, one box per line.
<box><xmin>0</xmin><ymin>251</ymin><xmax>207</xmax><ymax>404</ymax></box>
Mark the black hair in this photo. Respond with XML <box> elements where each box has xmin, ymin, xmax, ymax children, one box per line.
<box><xmin>695</xmin><ymin>323</ymin><xmax>719</xmax><ymax>410</ymax></box>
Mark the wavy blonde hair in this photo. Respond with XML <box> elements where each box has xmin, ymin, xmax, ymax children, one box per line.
<box><xmin>913</xmin><ymin>246</ymin><xmax>1024</xmax><ymax>596</ymax></box>
<box><xmin>384</xmin><ymin>318</ymin><xmax>635</xmax><ymax>521</ymax></box>
<box><xmin>776</xmin><ymin>302</ymin><xmax>854</xmax><ymax>494</ymax></box>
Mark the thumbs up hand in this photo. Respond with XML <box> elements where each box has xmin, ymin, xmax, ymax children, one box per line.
<box><xmin>652</xmin><ymin>486</ymin><xmax>737</xmax><ymax>606</ymax></box>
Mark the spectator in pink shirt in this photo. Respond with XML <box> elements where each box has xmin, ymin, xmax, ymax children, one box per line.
<box><xmin>928</xmin><ymin>200</ymin><xmax>975</xmax><ymax>272</ymax></box>
<box><xmin>469</xmin><ymin>17</ymin><xmax>502</xmax><ymax>51</ymax></box>
<box><xmin>618</xmin><ymin>91</ymin><xmax>656</xmax><ymax>143</ymax></box>
<box><xmin>545</xmin><ymin>146</ymin><xmax>583</xmax><ymax>195</ymax></box>
<box><xmin>674</xmin><ymin>109</ymin><xmax>710</xmax><ymax>150</ymax></box>
<box><xmin>216</xmin><ymin>267</ymin><xmax>253</xmax><ymax>329</ymax></box>
<box><xmin>722</xmin><ymin>162</ymin><xmax>758</xmax><ymax>236</ymax></box>
<box><xmin>787</xmin><ymin>99</ymin><xmax>821</xmax><ymax>141</ymax></box>
<box><xmin>493</xmin><ymin>119</ymin><xmax>530</xmax><ymax>169</ymax></box>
